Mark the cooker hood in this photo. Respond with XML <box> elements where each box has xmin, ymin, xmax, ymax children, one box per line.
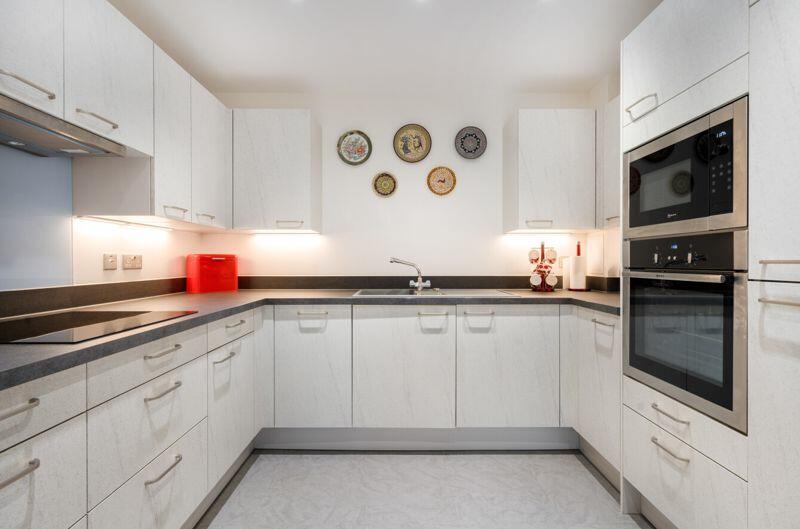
<box><xmin>0</xmin><ymin>93</ymin><xmax>127</xmax><ymax>157</ymax></box>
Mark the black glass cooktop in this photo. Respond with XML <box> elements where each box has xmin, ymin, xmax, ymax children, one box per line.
<box><xmin>0</xmin><ymin>310</ymin><xmax>197</xmax><ymax>344</ymax></box>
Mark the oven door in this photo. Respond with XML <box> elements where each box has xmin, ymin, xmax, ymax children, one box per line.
<box><xmin>623</xmin><ymin>270</ymin><xmax>747</xmax><ymax>433</ymax></box>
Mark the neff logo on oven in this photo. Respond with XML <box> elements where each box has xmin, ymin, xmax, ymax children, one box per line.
<box><xmin>667</xmin><ymin>212</ymin><xmax>678</xmax><ymax>219</ymax></box>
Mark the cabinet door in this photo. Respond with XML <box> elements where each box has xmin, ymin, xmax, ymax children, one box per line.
<box><xmin>353</xmin><ymin>305</ymin><xmax>456</xmax><ymax>428</ymax></box>
<box><xmin>191</xmin><ymin>79</ymin><xmax>232</xmax><ymax>229</ymax></box>
<box><xmin>233</xmin><ymin>109</ymin><xmax>316</xmax><ymax>231</ymax></box>
<box><xmin>254</xmin><ymin>305</ymin><xmax>275</xmax><ymax>431</ymax></box>
<box><xmin>602</xmin><ymin>96</ymin><xmax>621</xmax><ymax>225</ymax></box>
<box><xmin>559</xmin><ymin>305</ymin><xmax>579</xmax><ymax>428</ymax></box>
<box><xmin>64</xmin><ymin>0</ymin><xmax>154</xmax><ymax>155</ymax></box>
<box><xmin>749</xmin><ymin>0</ymin><xmax>800</xmax><ymax>281</ymax></box>
<box><xmin>456</xmin><ymin>305</ymin><xmax>559</xmax><ymax>427</ymax></box>
<box><xmin>517</xmin><ymin>109</ymin><xmax>595</xmax><ymax>230</ymax></box>
<box><xmin>153</xmin><ymin>46</ymin><xmax>192</xmax><ymax>222</ymax></box>
<box><xmin>0</xmin><ymin>0</ymin><xmax>64</xmax><ymax>116</ymax></box>
<box><xmin>577</xmin><ymin>308</ymin><xmax>621</xmax><ymax>469</ymax></box>
<box><xmin>275</xmin><ymin>305</ymin><xmax>352</xmax><ymax>427</ymax></box>
<box><xmin>208</xmin><ymin>334</ymin><xmax>254</xmax><ymax>485</ymax></box>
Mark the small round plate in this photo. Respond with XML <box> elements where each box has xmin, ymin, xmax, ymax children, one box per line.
<box><xmin>393</xmin><ymin>124</ymin><xmax>431</xmax><ymax>163</ymax></box>
<box><xmin>337</xmin><ymin>130</ymin><xmax>372</xmax><ymax>165</ymax></box>
<box><xmin>373</xmin><ymin>172</ymin><xmax>397</xmax><ymax>197</ymax></box>
<box><xmin>427</xmin><ymin>166</ymin><xmax>456</xmax><ymax>196</ymax></box>
<box><xmin>455</xmin><ymin>126</ymin><xmax>486</xmax><ymax>159</ymax></box>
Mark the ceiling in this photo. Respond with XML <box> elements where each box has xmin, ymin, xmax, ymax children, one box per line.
<box><xmin>109</xmin><ymin>0</ymin><xmax>661</xmax><ymax>96</ymax></box>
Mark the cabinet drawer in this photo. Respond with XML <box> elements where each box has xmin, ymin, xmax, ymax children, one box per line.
<box><xmin>623</xmin><ymin>406</ymin><xmax>746</xmax><ymax>529</ymax></box>
<box><xmin>0</xmin><ymin>414</ymin><xmax>87</xmax><ymax>529</ymax></box>
<box><xmin>87</xmin><ymin>355</ymin><xmax>207</xmax><ymax>508</ymax></box>
<box><xmin>623</xmin><ymin>376</ymin><xmax>747</xmax><ymax>479</ymax></box>
<box><xmin>88</xmin><ymin>419</ymin><xmax>207</xmax><ymax>529</ymax></box>
<box><xmin>0</xmin><ymin>365</ymin><xmax>85</xmax><ymax>453</ymax></box>
<box><xmin>208</xmin><ymin>310</ymin><xmax>254</xmax><ymax>351</ymax></box>
<box><xmin>87</xmin><ymin>325</ymin><xmax>207</xmax><ymax>407</ymax></box>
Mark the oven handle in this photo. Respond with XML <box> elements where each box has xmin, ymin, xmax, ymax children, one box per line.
<box><xmin>622</xmin><ymin>271</ymin><xmax>728</xmax><ymax>284</ymax></box>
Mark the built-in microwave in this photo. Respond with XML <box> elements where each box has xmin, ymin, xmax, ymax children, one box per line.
<box><xmin>623</xmin><ymin>97</ymin><xmax>748</xmax><ymax>239</ymax></box>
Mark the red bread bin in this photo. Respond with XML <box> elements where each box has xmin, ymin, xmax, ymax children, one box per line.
<box><xmin>186</xmin><ymin>254</ymin><xmax>238</xmax><ymax>293</ymax></box>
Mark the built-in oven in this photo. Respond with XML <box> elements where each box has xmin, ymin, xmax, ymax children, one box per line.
<box><xmin>624</xmin><ymin>97</ymin><xmax>748</xmax><ymax>239</ymax></box>
<box><xmin>623</xmin><ymin>230</ymin><xmax>747</xmax><ymax>433</ymax></box>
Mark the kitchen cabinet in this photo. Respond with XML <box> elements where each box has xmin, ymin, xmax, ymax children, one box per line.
<box><xmin>0</xmin><ymin>0</ymin><xmax>64</xmax><ymax>117</ymax></box>
<box><xmin>233</xmin><ymin>109</ymin><xmax>322</xmax><ymax>232</ymax></box>
<box><xmin>456</xmin><ymin>305</ymin><xmax>559</xmax><ymax>427</ymax></box>
<box><xmin>749</xmin><ymin>0</ymin><xmax>800</xmax><ymax>282</ymax></box>
<box><xmin>254</xmin><ymin>306</ymin><xmax>275</xmax><ymax>431</ymax></box>
<box><xmin>602</xmin><ymin>96</ymin><xmax>621</xmax><ymax>226</ymax></box>
<box><xmin>191</xmin><ymin>79</ymin><xmax>232</xmax><ymax>229</ymax></box>
<box><xmin>207</xmin><ymin>334</ymin><xmax>255</xmax><ymax>485</ymax></box>
<box><xmin>505</xmin><ymin>108</ymin><xmax>595</xmax><ymax>231</ymax></box>
<box><xmin>353</xmin><ymin>305</ymin><xmax>456</xmax><ymax>428</ymax></box>
<box><xmin>64</xmin><ymin>0</ymin><xmax>154</xmax><ymax>155</ymax></box>
<box><xmin>207</xmin><ymin>309</ymin><xmax>254</xmax><ymax>351</ymax></box>
<box><xmin>559</xmin><ymin>305</ymin><xmax>579</xmax><ymax>428</ymax></box>
<box><xmin>275</xmin><ymin>305</ymin><xmax>352</xmax><ymax>427</ymax></box>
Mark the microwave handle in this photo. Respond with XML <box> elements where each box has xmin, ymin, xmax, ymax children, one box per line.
<box><xmin>623</xmin><ymin>271</ymin><xmax>728</xmax><ymax>284</ymax></box>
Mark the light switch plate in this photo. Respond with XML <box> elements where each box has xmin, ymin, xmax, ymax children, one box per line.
<box><xmin>122</xmin><ymin>254</ymin><xmax>142</xmax><ymax>270</ymax></box>
<box><xmin>103</xmin><ymin>254</ymin><xmax>117</xmax><ymax>270</ymax></box>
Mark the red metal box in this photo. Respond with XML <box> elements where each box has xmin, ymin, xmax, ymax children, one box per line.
<box><xmin>186</xmin><ymin>254</ymin><xmax>238</xmax><ymax>293</ymax></box>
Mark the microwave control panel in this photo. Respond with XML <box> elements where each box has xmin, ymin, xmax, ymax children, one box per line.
<box><xmin>709</xmin><ymin>119</ymin><xmax>735</xmax><ymax>216</ymax></box>
<box><xmin>628</xmin><ymin>232</ymin><xmax>736</xmax><ymax>271</ymax></box>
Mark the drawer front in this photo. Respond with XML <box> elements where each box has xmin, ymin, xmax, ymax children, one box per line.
<box><xmin>88</xmin><ymin>419</ymin><xmax>208</xmax><ymax>529</ymax></box>
<box><xmin>623</xmin><ymin>406</ymin><xmax>746</xmax><ymax>529</ymax></box>
<box><xmin>87</xmin><ymin>325</ymin><xmax>207</xmax><ymax>407</ymax></box>
<box><xmin>87</xmin><ymin>355</ymin><xmax>207</xmax><ymax>508</ymax></box>
<box><xmin>0</xmin><ymin>414</ymin><xmax>87</xmax><ymax>529</ymax></box>
<box><xmin>208</xmin><ymin>309</ymin><xmax>254</xmax><ymax>351</ymax></box>
<box><xmin>0</xmin><ymin>365</ymin><xmax>86</xmax><ymax>453</ymax></box>
<box><xmin>623</xmin><ymin>376</ymin><xmax>747</xmax><ymax>480</ymax></box>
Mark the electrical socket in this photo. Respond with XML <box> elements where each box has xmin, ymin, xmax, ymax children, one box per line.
<box><xmin>103</xmin><ymin>254</ymin><xmax>118</xmax><ymax>270</ymax></box>
<box><xmin>122</xmin><ymin>254</ymin><xmax>143</xmax><ymax>270</ymax></box>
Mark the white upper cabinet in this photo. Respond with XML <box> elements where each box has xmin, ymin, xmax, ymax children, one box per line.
<box><xmin>191</xmin><ymin>79</ymin><xmax>232</xmax><ymax>229</ymax></box>
<box><xmin>621</xmin><ymin>0</ymin><xmax>748</xmax><ymax>129</ymax></box>
<box><xmin>0</xmin><ymin>0</ymin><xmax>64</xmax><ymax>117</ymax></box>
<box><xmin>64</xmin><ymin>0</ymin><xmax>154</xmax><ymax>155</ymax></box>
<box><xmin>749</xmin><ymin>0</ymin><xmax>800</xmax><ymax>281</ymax></box>
<box><xmin>506</xmin><ymin>108</ymin><xmax>595</xmax><ymax>231</ymax></box>
<box><xmin>602</xmin><ymin>96</ymin><xmax>621</xmax><ymax>225</ymax></box>
<box><xmin>233</xmin><ymin>109</ymin><xmax>321</xmax><ymax>232</ymax></box>
<box><xmin>153</xmin><ymin>46</ymin><xmax>192</xmax><ymax>222</ymax></box>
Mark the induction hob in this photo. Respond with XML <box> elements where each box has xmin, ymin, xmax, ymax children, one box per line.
<box><xmin>0</xmin><ymin>310</ymin><xmax>197</xmax><ymax>344</ymax></box>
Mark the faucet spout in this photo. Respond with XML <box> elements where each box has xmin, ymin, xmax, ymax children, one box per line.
<box><xmin>389</xmin><ymin>257</ymin><xmax>431</xmax><ymax>293</ymax></box>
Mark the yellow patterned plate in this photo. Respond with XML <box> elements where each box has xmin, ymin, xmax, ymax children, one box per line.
<box><xmin>393</xmin><ymin>123</ymin><xmax>431</xmax><ymax>163</ymax></box>
<box><xmin>372</xmin><ymin>172</ymin><xmax>397</xmax><ymax>197</ymax></box>
<box><xmin>427</xmin><ymin>166</ymin><xmax>456</xmax><ymax>195</ymax></box>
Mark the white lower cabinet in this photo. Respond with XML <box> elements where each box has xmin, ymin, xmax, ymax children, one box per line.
<box><xmin>254</xmin><ymin>306</ymin><xmax>275</xmax><ymax>431</ymax></box>
<box><xmin>0</xmin><ymin>414</ymin><xmax>87</xmax><ymax>529</ymax></box>
<box><xmin>275</xmin><ymin>305</ymin><xmax>352</xmax><ymax>427</ymax></box>
<box><xmin>456</xmin><ymin>305</ymin><xmax>559</xmax><ymax>427</ymax></box>
<box><xmin>559</xmin><ymin>305</ymin><xmax>579</xmax><ymax>428</ymax></box>
<box><xmin>208</xmin><ymin>334</ymin><xmax>255</xmax><ymax>485</ymax></box>
<box><xmin>88</xmin><ymin>419</ymin><xmax>208</xmax><ymax>529</ymax></box>
<box><xmin>623</xmin><ymin>406</ymin><xmax>746</xmax><ymax>529</ymax></box>
<box><xmin>354</xmin><ymin>305</ymin><xmax>456</xmax><ymax>428</ymax></box>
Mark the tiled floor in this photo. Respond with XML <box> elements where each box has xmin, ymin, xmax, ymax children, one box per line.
<box><xmin>195</xmin><ymin>451</ymin><xmax>653</xmax><ymax>529</ymax></box>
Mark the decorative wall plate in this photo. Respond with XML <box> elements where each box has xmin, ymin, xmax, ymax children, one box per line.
<box><xmin>454</xmin><ymin>126</ymin><xmax>487</xmax><ymax>159</ymax></box>
<box><xmin>372</xmin><ymin>172</ymin><xmax>397</xmax><ymax>197</ymax></box>
<box><xmin>337</xmin><ymin>130</ymin><xmax>372</xmax><ymax>165</ymax></box>
<box><xmin>427</xmin><ymin>166</ymin><xmax>456</xmax><ymax>195</ymax></box>
<box><xmin>393</xmin><ymin>124</ymin><xmax>431</xmax><ymax>163</ymax></box>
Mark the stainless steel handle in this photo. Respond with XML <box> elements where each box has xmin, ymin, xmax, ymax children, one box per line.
<box><xmin>758</xmin><ymin>259</ymin><xmax>800</xmax><ymax>265</ymax></box>
<box><xmin>75</xmin><ymin>108</ymin><xmax>119</xmax><ymax>129</ymax></box>
<box><xmin>0</xmin><ymin>459</ymin><xmax>40</xmax><ymax>490</ymax></box>
<box><xmin>276</xmin><ymin>220</ymin><xmax>305</xmax><ymax>227</ymax></box>
<box><xmin>591</xmin><ymin>318</ymin><xmax>615</xmax><ymax>328</ymax></box>
<box><xmin>0</xmin><ymin>69</ymin><xmax>56</xmax><ymax>100</ymax></box>
<box><xmin>651</xmin><ymin>436</ymin><xmax>690</xmax><ymax>464</ymax></box>
<box><xmin>212</xmin><ymin>351</ymin><xmax>236</xmax><ymax>365</ymax></box>
<box><xmin>625</xmin><ymin>93</ymin><xmax>658</xmax><ymax>121</ymax></box>
<box><xmin>225</xmin><ymin>319</ymin><xmax>245</xmax><ymax>329</ymax></box>
<box><xmin>623</xmin><ymin>271</ymin><xmax>727</xmax><ymax>284</ymax></box>
<box><xmin>143</xmin><ymin>381</ymin><xmax>182</xmax><ymax>402</ymax></box>
<box><xmin>463</xmin><ymin>311</ymin><xmax>495</xmax><ymax>316</ymax></box>
<box><xmin>418</xmin><ymin>311</ymin><xmax>448</xmax><ymax>316</ymax></box>
<box><xmin>297</xmin><ymin>311</ymin><xmax>329</xmax><ymax>316</ymax></box>
<box><xmin>211</xmin><ymin>257</ymin><xmax>226</xmax><ymax>261</ymax></box>
<box><xmin>196</xmin><ymin>212</ymin><xmax>216</xmax><ymax>221</ymax></box>
<box><xmin>143</xmin><ymin>344</ymin><xmax>182</xmax><ymax>360</ymax></box>
<box><xmin>758</xmin><ymin>298</ymin><xmax>800</xmax><ymax>309</ymax></box>
<box><xmin>144</xmin><ymin>455</ymin><xmax>182</xmax><ymax>486</ymax></box>
<box><xmin>163</xmin><ymin>205</ymin><xmax>188</xmax><ymax>217</ymax></box>
<box><xmin>525</xmin><ymin>219</ymin><xmax>553</xmax><ymax>226</ymax></box>
<box><xmin>651</xmin><ymin>403</ymin><xmax>691</xmax><ymax>425</ymax></box>
<box><xmin>0</xmin><ymin>397</ymin><xmax>40</xmax><ymax>423</ymax></box>
<box><xmin>605</xmin><ymin>215</ymin><xmax>620</xmax><ymax>221</ymax></box>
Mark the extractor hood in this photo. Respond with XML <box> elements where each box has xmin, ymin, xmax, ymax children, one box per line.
<box><xmin>0</xmin><ymin>93</ymin><xmax>127</xmax><ymax>157</ymax></box>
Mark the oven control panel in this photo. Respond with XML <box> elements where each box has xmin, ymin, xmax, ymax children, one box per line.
<box><xmin>709</xmin><ymin>119</ymin><xmax>735</xmax><ymax>216</ymax></box>
<box><xmin>628</xmin><ymin>232</ymin><xmax>737</xmax><ymax>270</ymax></box>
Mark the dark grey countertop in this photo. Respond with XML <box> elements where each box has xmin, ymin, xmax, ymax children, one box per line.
<box><xmin>0</xmin><ymin>289</ymin><xmax>619</xmax><ymax>391</ymax></box>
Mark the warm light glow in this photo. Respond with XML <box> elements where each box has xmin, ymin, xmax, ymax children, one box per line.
<box><xmin>75</xmin><ymin>216</ymin><xmax>173</xmax><ymax>232</ymax></box>
<box><xmin>250</xmin><ymin>233</ymin><xmax>324</xmax><ymax>250</ymax></box>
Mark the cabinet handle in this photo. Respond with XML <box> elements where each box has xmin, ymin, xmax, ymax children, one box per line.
<box><xmin>418</xmin><ymin>311</ymin><xmax>448</xmax><ymax>316</ymax></box>
<box><xmin>75</xmin><ymin>108</ymin><xmax>119</xmax><ymax>129</ymax></box>
<box><xmin>196</xmin><ymin>212</ymin><xmax>216</xmax><ymax>221</ymax></box>
<box><xmin>651</xmin><ymin>403</ymin><xmax>690</xmax><ymax>425</ymax></box>
<box><xmin>463</xmin><ymin>311</ymin><xmax>495</xmax><ymax>316</ymax></box>
<box><xmin>605</xmin><ymin>215</ymin><xmax>620</xmax><ymax>221</ymax></box>
<box><xmin>163</xmin><ymin>205</ymin><xmax>188</xmax><ymax>218</ymax></box>
<box><xmin>143</xmin><ymin>344</ymin><xmax>182</xmax><ymax>360</ymax></box>
<box><xmin>758</xmin><ymin>298</ymin><xmax>800</xmax><ymax>308</ymax></box>
<box><xmin>0</xmin><ymin>397</ymin><xmax>40</xmax><ymax>423</ymax></box>
<box><xmin>276</xmin><ymin>220</ymin><xmax>305</xmax><ymax>228</ymax></box>
<box><xmin>296</xmin><ymin>311</ymin><xmax>329</xmax><ymax>316</ymax></box>
<box><xmin>591</xmin><ymin>318</ymin><xmax>615</xmax><ymax>328</ymax></box>
<box><xmin>143</xmin><ymin>381</ymin><xmax>182</xmax><ymax>402</ymax></box>
<box><xmin>758</xmin><ymin>259</ymin><xmax>800</xmax><ymax>265</ymax></box>
<box><xmin>0</xmin><ymin>459</ymin><xmax>40</xmax><ymax>490</ymax></box>
<box><xmin>212</xmin><ymin>351</ymin><xmax>236</xmax><ymax>365</ymax></box>
<box><xmin>525</xmin><ymin>219</ymin><xmax>553</xmax><ymax>226</ymax></box>
<box><xmin>0</xmin><ymin>68</ymin><xmax>56</xmax><ymax>100</ymax></box>
<box><xmin>651</xmin><ymin>436</ymin><xmax>690</xmax><ymax>464</ymax></box>
<box><xmin>225</xmin><ymin>319</ymin><xmax>246</xmax><ymax>329</ymax></box>
<box><xmin>144</xmin><ymin>455</ymin><xmax>182</xmax><ymax>486</ymax></box>
<box><xmin>625</xmin><ymin>93</ymin><xmax>658</xmax><ymax>122</ymax></box>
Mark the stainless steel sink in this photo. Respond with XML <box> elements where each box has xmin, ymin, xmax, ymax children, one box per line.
<box><xmin>352</xmin><ymin>289</ymin><xmax>518</xmax><ymax>298</ymax></box>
